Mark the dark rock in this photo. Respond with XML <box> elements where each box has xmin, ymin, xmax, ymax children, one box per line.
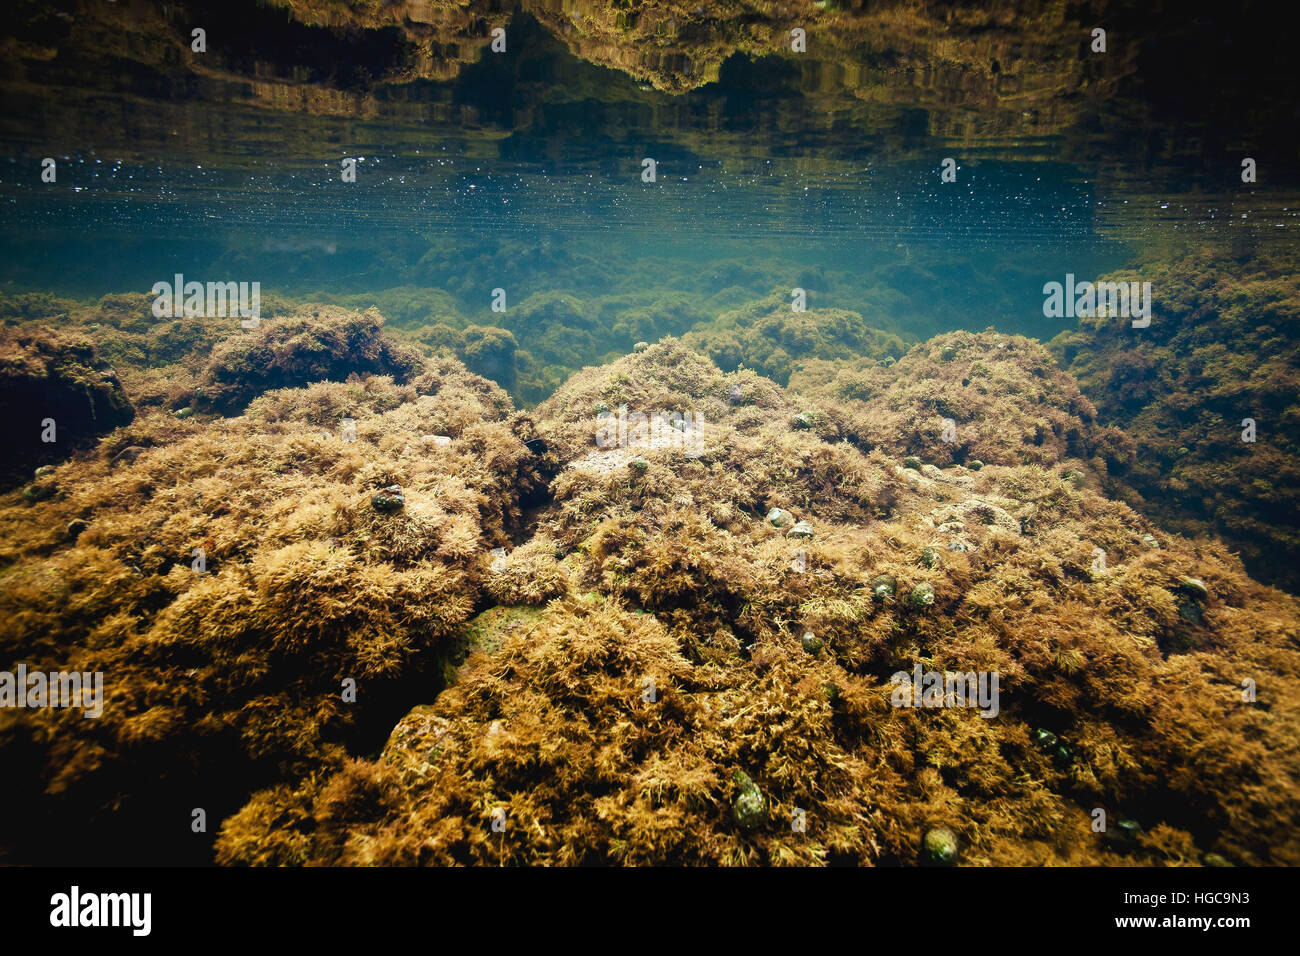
<box><xmin>371</xmin><ymin>485</ymin><xmax>405</xmax><ymax>513</ymax></box>
<box><xmin>0</xmin><ymin>327</ymin><xmax>134</xmax><ymax>490</ymax></box>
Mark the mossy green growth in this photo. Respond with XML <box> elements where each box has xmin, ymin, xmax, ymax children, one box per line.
<box><xmin>921</xmin><ymin>827</ymin><xmax>959</xmax><ymax>866</ymax></box>
<box><xmin>909</xmin><ymin>582</ymin><xmax>936</xmax><ymax>608</ymax></box>
<box><xmin>871</xmin><ymin>574</ymin><xmax>897</xmax><ymax>600</ymax></box>
<box><xmin>458</xmin><ymin>605</ymin><xmax>545</xmax><ymax>662</ymax></box>
<box><xmin>904</xmin><ymin>456</ymin><xmax>923</xmax><ymax>470</ymax></box>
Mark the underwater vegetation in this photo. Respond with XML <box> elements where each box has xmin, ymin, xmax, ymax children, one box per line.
<box><xmin>1</xmin><ymin>1</ymin><xmax>1299</xmax><ymax>875</ymax></box>
<box><xmin>0</xmin><ymin>308</ymin><xmax>541</xmax><ymax>862</ymax></box>
<box><xmin>790</xmin><ymin>329</ymin><xmax>1136</xmax><ymax>494</ymax></box>
<box><xmin>1053</xmin><ymin>245</ymin><xmax>1300</xmax><ymax>592</ymax></box>
<box><xmin>0</xmin><ymin>322</ymin><xmax>134</xmax><ymax>491</ymax></box>
<box><xmin>2</xmin><ymin>302</ymin><xmax>1299</xmax><ymax>866</ymax></box>
<box><xmin>206</xmin><ymin>338</ymin><xmax>1300</xmax><ymax>866</ymax></box>
<box><xmin>682</xmin><ymin>292</ymin><xmax>906</xmax><ymax>386</ymax></box>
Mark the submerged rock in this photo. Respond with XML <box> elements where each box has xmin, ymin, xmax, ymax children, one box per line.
<box><xmin>732</xmin><ymin>771</ymin><xmax>768</xmax><ymax>830</ymax></box>
<box><xmin>1</xmin><ymin>324</ymin><xmax>1296</xmax><ymax>870</ymax></box>
<box><xmin>787</xmin><ymin>520</ymin><xmax>814</xmax><ymax>539</ymax></box>
<box><xmin>0</xmin><ymin>326</ymin><xmax>134</xmax><ymax>489</ymax></box>
<box><xmin>370</xmin><ymin>485</ymin><xmax>405</xmax><ymax>513</ymax></box>
<box><xmin>766</xmin><ymin>507</ymin><xmax>793</xmax><ymax>528</ymax></box>
<box><xmin>871</xmin><ymin>574</ymin><xmax>897</xmax><ymax>600</ymax></box>
<box><xmin>921</xmin><ymin>827</ymin><xmax>959</xmax><ymax>866</ymax></box>
<box><xmin>909</xmin><ymin>582</ymin><xmax>936</xmax><ymax>608</ymax></box>
<box><xmin>110</xmin><ymin>445</ymin><xmax>148</xmax><ymax>468</ymax></box>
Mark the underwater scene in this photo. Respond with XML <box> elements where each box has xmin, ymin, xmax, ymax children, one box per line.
<box><xmin>1</xmin><ymin>0</ymin><xmax>1298</xmax><ymax>884</ymax></box>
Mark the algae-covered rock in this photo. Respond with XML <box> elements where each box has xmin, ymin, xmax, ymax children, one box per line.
<box><xmin>797</xmin><ymin>331</ymin><xmax>1135</xmax><ymax>484</ymax></box>
<box><xmin>921</xmin><ymin>827</ymin><xmax>959</xmax><ymax>866</ymax></box>
<box><xmin>871</xmin><ymin>574</ymin><xmax>897</xmax><ymax>600</ymax></box>
<box><xmin>2</xmin><ymin>329</ymin><xmax>1298</xmax><ymax>871</ymax></box>
<box><xmin>909</xmin><ymin>582</ymin><xmax>936</xmax><ymax>608</ymax></box>
<box><xmin>0</xmin><ymin>326</ymin><xmax>134</xmax><ymax>489</ymax></box>
<box><xmin>456</xmin><ymin>606</ymin><xmax>546</xmax><ymax>664</ymax></box>
<box><xmin>198</xmin><ymin>306</ymin><xmax>425</xmax><ymax>414</ymax></box>
<box><xmin>371</xmin><ymin>485</ymin><xmax>405</xmax><ymax>513</ymax></box>
<box><xmin>1052</xmin><ymin>246</ymin><xmax>1300</xmax><ymax>591</ymax></box>
<box><xmin>732</xmin><ymin>771</ymin><xmax>768</xmax><ymax>830</ymax></box>
<box><xmin>0</xmin><ymin>345</ymin><xmax>525</xmax><ymax>864</ymax></box>
<box><xmin>484</xmin><ymin>537</ymin><xmax>570</xmax><ymax>606</ymax></box>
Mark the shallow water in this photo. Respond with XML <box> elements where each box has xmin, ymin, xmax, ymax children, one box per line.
<box><xmin>1</xmin><ymin>1</ymin><xmax>1299</xmax><ymax>872</ymax></box>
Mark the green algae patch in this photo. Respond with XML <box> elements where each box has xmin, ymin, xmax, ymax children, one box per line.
<box><xmin>458</xmin><ymin>606</ymin><xmax>546</xmax><ymax>662</ymax></box>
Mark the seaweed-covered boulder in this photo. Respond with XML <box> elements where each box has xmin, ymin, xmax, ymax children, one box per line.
<box><xmin>790</xmin><ymin>330</ymin><xmax>1136</xmax><ymax>489</ymax></box>
<box><xmin>1051</xmin><ymin>245</ymin><xmax>1300</xmax><ymax>592</ymax></box>
<box><xmin>196</xmin><ymin>305</ymin><xmax>426</xmax><ymax>414</ymax></box>
<box><xmin>0</xmin><ymin>327</ymin><xmax>134</xmax><ymax>489</ymax></box>
<box><xmin>683</xmin><ymin>295</ymin><xmax>905</xmax><ymax>386</ymax></box>
<box><xmin>216</xmin><ymin>340</ymin><xmax>1300</xmax><ymax>868</ymax></box>
<box><xmin>0</xmin><ymin>352</ymin><xmax>534</xmax><ymax>864</ymax></box>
